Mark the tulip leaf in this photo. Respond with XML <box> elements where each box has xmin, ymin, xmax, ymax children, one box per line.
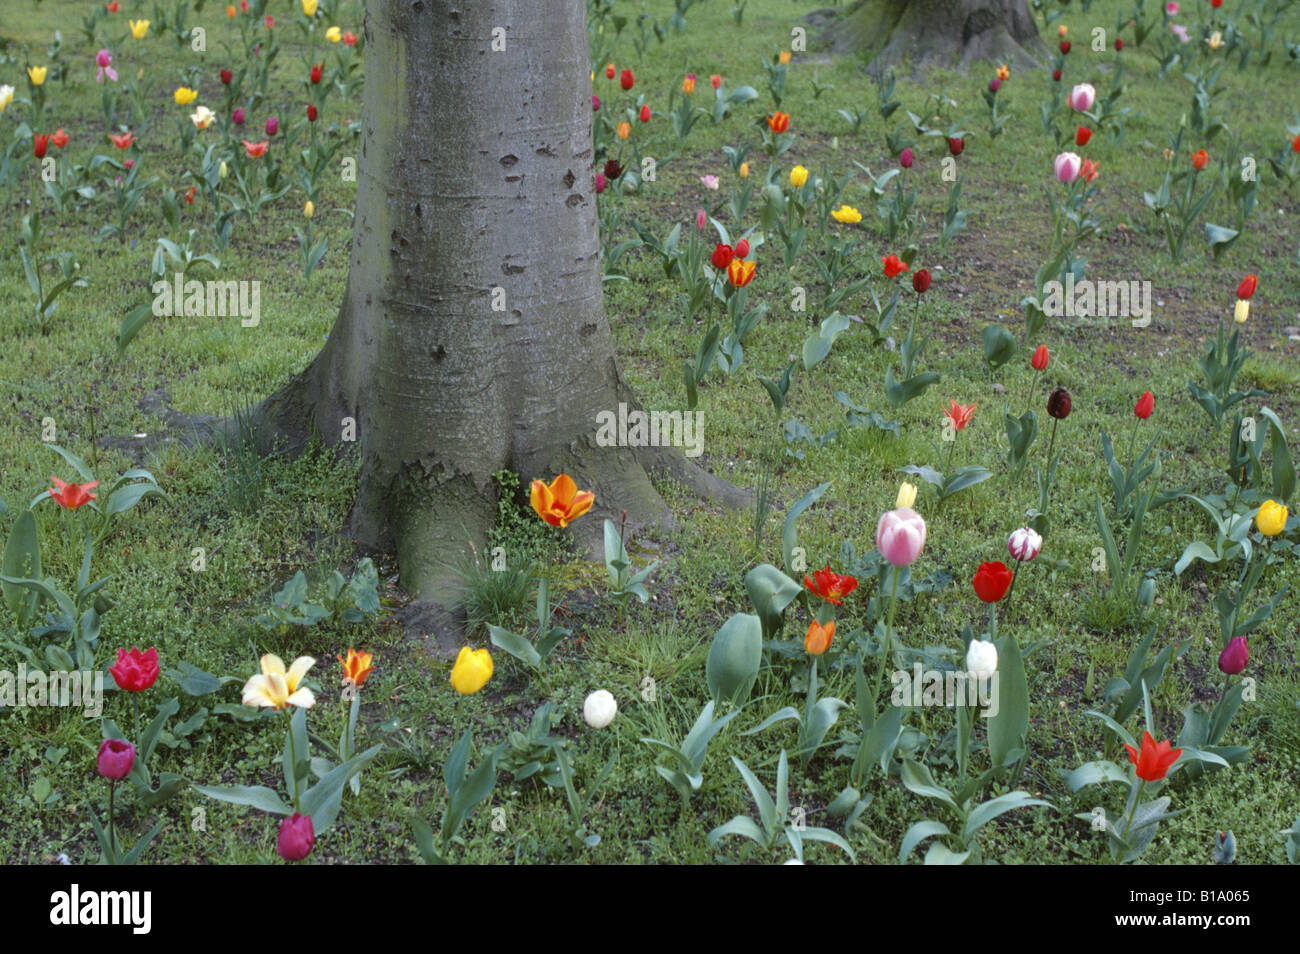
<box><xmin>706</xmin><ymin>613</ymin><xmax>763</xmax><ymax>705</ymax></box>
<box><xmin>781</xmin><ymin>481</ymin><xmax>831</xmax><ymax>574</ymax></box>
<box><xmin>982</xmin><ymin>323</ymin><xmax>1017</xmax><ymax>371</ymax></box>
<box><xmin>1061</xmin><ymin>759</ymin><xmax>1131</xmax><ymax>793</ymax></box>
<box><xmin>923</xmin><ymin>842</ymin><xmax>972</xmax><ymax>865</ymax></box>
<box><xmin>488</xmin><ymin>624</ymin><xmax>542</xmax><ymax>670</ymax></box>
<box><xmin>988</xmin><ymin>632</ymin><xmax>1029</xmax><ymax>771</ymax></box>
<box><xmin>193</xmin><ymin>784</ymin><xmax>292</xmax><ymax>816</ymax></box>
<box><xmin>707</xmin><ymin>814</ymin><xmax>768</xmax><ymax>850</ymax></box>
<box><xmin>1258</xmin><ymin>406</ymin><xmax>1295</xmax><ymax>502</ymax></box>
<box><xmin>899</xmin><ymin>759</ymin><xmax>961</xmax><ymax>813</ymax></box>
<box><xmin>899</xmin><ymin>819</ymin><xmax>952</xmax><ymax>863</ymax></box>
<box><xmin>2</xmin><ymin>511</ymin><xmax>42</xmax><ymax>627</ymax></box>
<box><xmin>744</xmin><ymin>563</ymin><xmax>802</xmax><ymax>640</ymax></box>
<box><xmin>963</xmin><ymin>791</ymin><xmax>1053</xmax><ymax>842</ymax></box>
<box><xmin>1205</xmin><ymin>223</ymin><xmax>1239</xmax><ymax>259</ymax></box>
<box><xmin>301</xmin><ymin>743</ymin><xmax>382</xmax><ymax>832</ymax></box>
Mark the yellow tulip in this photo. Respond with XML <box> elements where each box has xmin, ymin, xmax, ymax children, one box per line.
<box><xmin>129</xmin><ymin>19</ymin><xmax>150</xmax><ymax>39</ymax></box>
<box><xmin>27</xmin><ymin>66</ymin><xmax>47</xmax><ymax>86</ymax></box>
<box><xmin>0</xmin><ymin>85</ymin><xmax>13</xmax><ymax>114</ymax></box>
<box><xmin>1234</xmin><ymin>299</ymin><xmax>1249</xmax><ymax>324</ymax></box>
<box><xmin>219</xmin><ymin>160</ymin><xmax>228</xmax><ymax>179</ymax></box>
<box><xmin>1256</xmin><ymin>500</ymin><xmax>1288</xmax><ymax>536</ymax></box>
<box><xmin>174</xmin><ymin>86</ymin><xmax>198</xmax><ymax>105</ymax></box>
<box><xmin>996</xmin><ymin>64</ymin><xmax>1010</xmax><ymax>81</ymax></box>
<box><xmin>896</xmin><ymin>482</ymin><xmax>917</xmax><ymax>509</ymax></box>
<box><xmin>304</xmin><ymin>200</ymin><xmax>314</xmax><ymax>218</ymax></box>
<box><xmin>789</xmin><ymin>165</ymin><xmax>808</xmax><ymax>188</ymax></box>
<box><xmin>682</xmin><ymin>75</ymin><xmax>695</xmax><ymax>94</ymax></box>
<box><xmin>326</xmin><ymin>26</ymin><xmax>342</xmax><ymax>43</ymax></box>
<box><xmin>302</xmin><ymin>0</ymin><xmax>319</xmax><ymax>16</ymax></box>
<box><xmin>450</xmin><ymin>647</ymin><xmax>493</xmax><ymax>695</ymax></box>
<box><xmin>242</xmin><ymin>654</ymin><xmax>316</xmax><ymax>710</ymax></box>
<box><xmin>1207</xmin><ymin>31</ymin><xmax>1223</xmax><ymax>50</ymax></box>
<box><xmin>738</xmin><ymin>161</ymin><xmax>749</xmax><ymax>178</ymax></box>
<box><xmin>831</xmin><ymin>204</ymin><xmax>862</xmax><ymax>223</ymax></box>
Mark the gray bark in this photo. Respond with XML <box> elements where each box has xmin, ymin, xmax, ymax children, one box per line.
<box><xmin>252</xmin><ymin>0</ymin><xmax>745</xmax><ymax>598</ymax></box>
<box><xmin>825</xmin><ymin>0</ymin><xmax>1046</xmax><ymax>74</ymax></box>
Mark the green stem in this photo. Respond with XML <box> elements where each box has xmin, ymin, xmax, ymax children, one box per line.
<box><xmin>1120</xmin><ymin>778</ymin><xmax>1147</xmax><ymax>848</ymax></box>
<box><xmin>873</xmin><ymin>567</ymin><xmax>901</xmax><ymax>705</ymax></box>
<box><xmin>287</xmin><ymin>715</ymin><xmax>302</xmax><ymax>812</ymax></box>
<box><xmin>108</xmin><ymin>780</ymin><xmax>118</xmax><ymax>860</ymax></box>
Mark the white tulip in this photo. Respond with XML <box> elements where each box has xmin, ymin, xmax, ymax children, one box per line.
<box><xmin>966</xmin><ymin>639</ymin><xmax>998</xmax><ymax>680</ymax></box>
<box><xmin>583</xmin><ymin>689</ymin><xmax>617</xmax><ymax>728</ymax></box>
<box><xmin>1008</xmin><ymin>526</ymin><xmax>1043</xmax><ymax>562</ymax></box>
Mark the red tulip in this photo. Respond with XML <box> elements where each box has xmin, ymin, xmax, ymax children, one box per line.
<box><xmin>591</xmin><ymin>95</ymin><xmax>600</xmax><ymax>111</ymax></box>
<box><xmin>306</xmin><ymin>104</ymin><xmax>317</xmax><ymax>121</ymax></box>
<box><xmin>1060</xmin><ymin>40</ymin><xmax>1071</xmax><ymax>53</ymax></box>
<box><xmin>1047</xmin><ymin>387</ymin><xmax>1071</xmax><ymax>419</ymax></box>
<box><xmin>912</xmin><ymin>268</ymin><xmax>931</xmax><ymax>293</ymax></box>
<box><xmin>710</xmin><ymin>74</ymin><xmax>722</xmax><ymax>89</ymax></box>
<box><xmin>110</xmin><ymin>647</ymin><xmax>160</xmax><ymax>692</ymax></box>
<box><xmin>242</xmin><ymin>139</ymin><xmax>269</xmax><ymax>158</ymax></box>
<box><xmin>766</xmin><ymin>112</ymin><xmax>790</xmax><ymax>134</ymax></box>
<box><xmin>232</xmin><ymin>107</ymin><xmax>245</xmax><ymax>125</ymax></box>
<box><xmin>734</xmin><ymin>238</ymin><xmax>749</xmax><ymax>258</ymax></box>
<box><xmin>1031</xmin><ymin>344</ymin><xmax>1049</xmax><ymax>370</ymax></box>
<box><xmin>639</xmin><ymin>104</ymin><xmax>650</xmax><ymax>123</ymax></box>
<box><xmin>1292</xmin><ymin>133</ymin><xmax>1300</xmax><ymax>153</ymax></box>
<box><xmin>1218</xmin><ymin>636</ymin><xmax>1248</xmax><ymax>675</ymax></box>
<box><xmin>50</xmin><ymin>476</ymin><xmax>99</xmax><ymax>510</ymax></box>
<box><xmin>265</xmin><ymin>15</ymin><xmax>274</xmax><ymax>28</ymax></box>
<box><xmin>1134</xmin><ymin>390</ymin><xmax>1154</xmax><ymax>419</ymax></box>
<box><xmin>947</xmin><ymin>136</ymin><xmax>965</xmax><ymax>156</ymax></box>
<box><xmin>1236</xmin><ymin>274</ymin><xmax>1257</xmax><ymax>300</ymax></box>
<box><xmin>33</xmin><ymin>134</ymin><xmax>49</xmax><ymax>158</ymax></box>
<box><xmin>881</xmin><ymin>254</ymin><xmax>909</xmax><ymax>278</ymax></box>
<box><xmin>1114</xmin><ymin>37</ymin><xmax>1124</xmax><ymax>51</ymax></box>
<box><xmin>804</xmin><ymin>566</ymin><xmax>859</xmax><ymax>605</ymax></box>
<box><xmin>1075</xmin><ymin>126</ymin><xmax>1092</xmax><ymax>147</ymax></box>
<box><xmin>1052</xmin><ymin>69</ymin><xmax>1062</xmax><ymax>82</ymax></box>
<box><xmin>710</xmin><ymin>243</ymin><xmax>734</xmax><ymax>269</ymax></box>
<box><xmin>603</xmin><ymin>158</ymin><xmax>622</xmax><ymax>180</ymax></box>
<box><xmin>1125</xmin><ymin>731</ymin><xmax>1182</xmax><ymax>782</ymax></box>
<box><xmin>52</xmin><ymin>128</ymin><xmax>69</xmax><ymax>148</ymax></box>
<box><xmin>972</xmin><ymin>561</ymin><xmax>1014</xmax><ymax>603</ymax></box>
<box><xmin>1210</xmin><ymin>0</ymin><xmax>1221</xmax><ymax>6</ymax></box>
<box><xmin>265</xmin><ymin>116</ymin><xmax>279</xmax><ymax>136</ymax></box>
<box><xmin>310</xmin><ymin>63</ymin><xmax>323</xmax><ymax>84</ymax></box>
<box><xmin>221</xmin><ymin>68</ymin><xmax>232</xmax><ymax>85</ymax></box>
<box><xmin>1192</xmin><ymin>149</ymin><xmax>1208</xmax><ymax>170</ymax></box>
<box><xmin>342</xmin><ymin>31</ymin><xmax>357</xmax><ymax>46</ymax></box>
<box><xmin>594</xmin><ymin>172</ymin><xmax>606</xmax><ymax>193</ymax></box>
<box><xmin>944</xmin><ymin>400</ymin><xmax>977</xmax><ymax>432</ymax></box>
<box><xmin>620</xmin><ymin>68</ymin><xmax>634</xmax><ymax>90</ymax></box>
<box><xmin>605</xmin><ymin>63</ymin><xmax>616</xmax><ymax>80</ymax></box>
<box><xmin>106</xmin><ymin>0</ymin><xmax>120</xmax><ymax>10</ymax></box>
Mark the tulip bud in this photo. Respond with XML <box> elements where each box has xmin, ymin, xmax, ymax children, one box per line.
<box><xmin>1054</xmin><ymin>151</ymin><xmax>1082</xmax><ymax>183</ymax></box>
<box><xmin>734</xmin><ymin>238</ymin><xmax>750</xmax><ymax>258</ymax></box>
<box><xmin>232</xmin><ymin>107</ymin><xmax>245</xmax><ymax>125</ymax></box>
<box><xmin>1236</xmin><ymin>274</ymin><xmax>1257</xmax><ymax>300</ymax></box>
<box><xmin>1234</xmin><ymin>299</ymin><xmax>1249</xmax><ymax>323</ymax></box>
<box><xmin>989</xmin><ymin>78</ymin><xmax>1001</xmax><ymax>93</ymax></box>
<box><xmin>1137</xmin><ymin>576</ymin><xmax>1155</xmax><ymax>608</ymax></box>
<box><xmin>639</xmin><ymin>103</ymin><xmax>651</xmax><ymax>123</ymax></box>
<box><xmin>899</xmin><ymin>147</ymin><xmax>914</xmax><ymax>168</ymax></box>
<box><xmin>583</xmin><ymin>689</ymin><xmax>618</xmax><ymax>728</ymax></box>
<box><xmin>307</xmin><ymin>104</ymin><xmax>317</xmax><ymax>121</ymax></box>
<box><xmin>1031</xmin><ymin>344</ymin><xmax>1049</xmax><ymax>370</ymax></box>
<box><xmin>219</xmin><ymin>160</ymin><xmax>228</xmax><ymax>179</ymax></box>
<box><xmin>966</xmin><ymin>639</ymin><xmax>998</xmax><ymax>680</ymax></box>
<box><xmin>1256</xmin><ymin>499</ymin><xmax>1288</xmax><ymax>536</ymax></box>
<box><xmin>1052</xmin><ymin>69</ymin><xmax>1062</xmax><ymax>82</ymax></box>
<box><xmin>789</xmin><ymin>164</ymin><xmax>808</xmax><ymax>188</ymax></box>
<box><xmin>265</xmin><ymin>116</ymin><xmax>279</xmax><ymax>137</ymax></box>
<box><xmin>896</xmin><ymin>482</ymin><xmax>917</xmax><ymax>509</ymax></box>
<box><xmin>1218</xmin><ymin>636</ymin><xmax>1248</xmax><ymax>675</ymax></box>
<box><xmin>1047</xmin><ymin>387</ymin><xmax>1072</xmax><ymax>419</ymax></box>
<box><xmin>947</xmin><ymin>136</ymin><xmax>965</xmax><ymax>156</ymax></box>
<box><xmin>1114</xmin><ymin>37</ymin><xmax>1124</xmax><ymax>51</ymax></box>
<box><xmin>620</xmin><ymin>68</ymin><xmax>634</xmax><ymax>90</ymax></box>
<box><xmin>277</xmin><ymin>812</ymin><xmax>315</xmax><ymax>861</ymax></box>
<box><xmin>97</xmin><ymin>739</ymin><xmax>136</xmax><ymax>780</ymax></box>
<box><xmin>912</xmin><ymin>268</ymin><xmax>931</xmax><ymax>294</ymax></box>
<box><xmin>591</xmin><ymin>94</ymin><xmax>600</xmax><ymax>111</ymax></box>
<box><xmin>1008</xmin><ymin>526</ymin><xmax>1043</xmax><ymax>562</ymax></box>
<box><xmin>738</xmin><ymin>161</ymin><xmax>749</xmax><ymax>178</ymax></box>
<box><xmin>304</xmin><ymin>200</ymin><xmax>314</xmax><ymax>218</ymax></box>
<box><xmin>220</xmin><ymin>68</ymin><xmax>232</xmax><ymax>85</ymax></box>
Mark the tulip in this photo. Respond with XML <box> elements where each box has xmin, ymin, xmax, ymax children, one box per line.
<box><xmin>326</xmin><ymin>26</ymin><xmax>341</xmax><ymax>42</ymax></box>
<box><xmin>989</xmin><ymin>79</ymin><xmax>1000</xmax><ymax>94</ymax></box>
<box><xmin>734</xmin><ymin>238</ymin><xmax>750</xmax><ymax>258</ymax></box>
<box><xmin>830</xmin><ymin>205</ymin><xmax>862</xmax><ymax>223</ymax></box>
<box><xmin>1075</xmin><ymin>126</ymin><xmax>1092</xmax><ymax>147</ymax></box>
<box><xmin>1125</xmin><ymin>731</ymin><xmax>1182</xmax><ymax>782</ymax></box>
<box><xmin>779</xmin><ymin>50</ymin><xmax>792</xmax><ymax>65</ymax></box>
<box><xmin>343</xmin><ymin>31</ymin><xmax>357</xmax><ymax>46</ymax></box>
<box><xmin>603</xmin><ymin>159</ymin><xmax>622</xmax><ymax>179</ymax></box>
<box><xmin>129</xmin><ymin>17</ymin><xmax>149</xmax><ymax>38</ymax></box>
<box><xmin>1171</xmin><ymin>23</ymin><xmax>1190</xmax><ymax>42</ymax></box>
<box><xmin>947</xmin><ymin>136</ymin><xmax>965</xmax><ymax>156</ymax></box>
<box><xmin>277</xmin><ymin>813</ymin><xmax>315</xmax><ymax>861</ymax></box>
<box><xmin>1047</xmin><ymin>387</ymin><xmax>1071</xmax><ymax>419</ymax></box>
<box><xmin>973</xmin><ymin>561</ymin><xmax>1014</xmax><ymax>603</ymax></box>
<box><xmin>1165</xmin><ymin>2</ymin><xmax>1178</xmax><ymax>13</ymax></box>
<box><xmin>1256</xmin><ymin>499</ymin><xmax>1288</xmax><ymax>536</ymax></box>
<box><xmin>727</xmin><ymin>259</ymin><xmax>756</xmax><ymax>287</ymax></box>
<box><xmin>699</xmin><ymin>174</ymin><xmax>719</xmax><ymax>190</ymax></box>
<box><xmin>450</xmin><ymin>646</ymin><xmax>493</xmax><ymax>694</ymax></box>
<box><xmin>302</xmin><ymin>0</ymin><xmax>318</xmax><ymax>15</ymax></box>
<box><xmin>804</xmin><ymin>566</ymin><xmax>859</xmax><ymax>605</ymax></box>
<box><xmin>110</xmin><ymin>647</ymin><xmax>160</xmax><ymax>691</ymax></box>
<box><xmin>265</xmin><ymin>116</ymin><xmax>279</xmax><ymax>136</ymax></box>
<box><xmin>1008</xmin><ymin>527</ymin><xmax>1043</xmax><ymax>562</ymax></box>
<box><xmin>242</xmin><ymin>139</ymin><xmax>268</xmax><ymax>157</ymax></box>
<box><xmin>591</xmin><ymin>94</ymin><xmax>600</xmax><ymax>111</ymax></box>
<box><xmin>174</xmin><ymin>86</ymin><xmax>197</xmax><ymax>105</ymax></box>
<box><xmin>943</xmin><ymin>400</ymin><xmax>977</xmax><ymax>432</ymax></box>
<box><xmin>52</xmin><ymin>128</ymin><xmax>69</xmax><ymax>148</ymax></box>
<box><xmin>789</xmin><ymin>164</ymin><xmax>808</xmax><ymax>188</ymax></box>
<box><xmin>1236</xmin><ymin>274</ymin><xmax>1257</xmax><ymax>300</ymax></box>
<box><xmin>0</xmin><ymin>86</ymin><xmax>13</xmax><ymax>114</ymax></box>
<box><xmin>1080</xmin><ymin>158</ymin><xmax>1099</xmax><ymax>183</ymax></box>
<box><xmin>911</xmin><ymin>268</ymin><xmax>932</xmax><ymax>294</ymax></box>
<box><xmin>711</xmin><ymin>244</ymin><xmax>734</xmax><ymax>269</ymax></box>
<box><xmin>49</xmin><ymin>476</ymin><xmax>99</xmax><ymax>510</ymax></box>
<box><xmin>583</xmin><ymin>689</ymin><xmax>618</xmax><ymax>728</ymax></box>
<box><xmin>1211</xmin><ymin>0</ymin><xmax>1221</xmax><ymax>6</ymax></box>
<box><xmin>304</xmin><ymin>200</ymin><xmax>314</xmax><ymax>218</ymax></box>
<box><xmin>1293</xmin><ymin>133</ymin><xmax>1300</xmax><ymax>153</ymax></box>
<box><xmin>881</xmin><ymin>253</ymin><xmax>908</xmax><ymax>277</ymax></box>
<box><xmin>338</xmin><ymin>648</ymin><xmax>373</xmax><ymax>686</ymax></box>
<box><xmin>307</xmin><ymin>104</ymin><xmax>317</xmax><ymax>121</ymax></box>
<box><xmin>232</xmin><ymin>107</ymin><xmax>245</xmax><ymax>125</ymax></box>
<box><xmin>191</xmin><ymin>105</ymin><xmax>215</xmax><ymax>130</ymax></box>
<box><xmin>1058</xmin><ymin>25</ymin><xmax>1068</xmax><ymax>36</ymax></box>
<box><xmin>682</xmin><ymin>75</ymin><xmax>696</xmax><ymax>95</ymax></box>
<box><xmin>738</xmin><ymin>161</ymin><xmax>749</xmax><ymax>178</ymax></box>
<box><xmin>695</xmin><ymin>208</ymin><xmax>707</xmax><ymax>231</ymax></box>
<box><xmin>310</xmin><ymin>63</ymin><xmax>323</xmax><ymax>84</ymax></box>
<box><xmin>1052</xmin><ymin>69</ymin><xmax>1062</xmax><ymax>82</ymax></box>
<box><xmin>220</xmin><ymin>68</ymin><xmax>232</xmax><ymax>85</ymax></box>
<box><xmin>900</xmin><ymin>147</ymin><xmax>914</xmax><ymax>168</ymax></box>
<box><xmin>226</xmin><ymin>4</ymin><xmax>236</xmax><ymax>16</ymax></box>
<box><xmin>1134</xmin><ymin>391</ymin><xmax>1154</xmax><ymax>419</ymax></box>
<box><xmin>997</xmin><ymin>64</ymin><xmax>1010</xmax><ymax>81</ymax></box>
<box><xmin>110</xmin><ymin>131</ymin><xmax>135</xmax><ymax>149</ymax></box>
<box><xmin>1192</xmin><ymin>149</ymin><xmax>1208</xmax><ymax>170</ymax></box>
<box><xmin>616</xmin><ymin>121</ymin><xmax>630</xmax><ymax>140</ymax></box>
<box><xmin>108</xmin><ymin>1</ymin><xmax>120</xmax><ymax>10</ymax></box>
<box><xmin>265</xmin><ymin>16</ymin><xmax>275</xmax><ymax>28</ymax></box>
<box><xmin>620</xmin><ymin>68</ymin><xmax>634</xmax><ymax>90</ymax></box>
<box><xmin>1060</xmin><ymin>40</ymin><xmax>1071</xmax><ymax>53</ymax></box>
<box><xmin>97</xmin><ymin>739</ymin><xmax>136</xmax><ymax>780</ymax></box>
<box><xmin>530</xmin><ymin>474</ymin><xmax>594</xmax><ymax>527</ymax></box>
<box><xmin>890</xmin><ymin>484</ymin><xmax>916</xmax><ymax>511</ymax></box>
<box><xmin>96</xmin><ymin>49</ymin><xmax>118</xmax><ymax>83</ymax></box>
<box><xmin>1218</xmin><ymin>636</ymin><xmax>1248</xmax><ymax>675</ymax></box>
<box><xmin>1054</xmin><ymin>151</ymin><xmax>1081</xmax><ymax>183</ymax></box>
<box><xmin>1234</xmin><ymin>299</ymin><xmax>1249</xmax><ymax>324</ymax></box>
<box><xmin>966</xmin><ymin>639</ymin><xmax>998</xmax><ymax>680</ymax></box>
<box><xmin>33</xmin><ymin>134</ymin><xmax>49</xmax><ymax>159</ymax></box>
<box><xmin>1069</xmin><ymin>83</ymin><xmax>1095</xmax><ymax>111</ymax></box>
<box><xmin>1031</xmin><ymin>344</ymin><xmax>1049</xmax><ymax>370</ymax></box>
<box><xmin>639</xmin><ymin>103</ymin><xmax>651</xmax><ymax>123</ymax></box>
<box><xmin>1115</xmin><ymin>37</ymin><xmax>1124</xmax><ymax>51</ymax></box>
<box><xmin>594</xmin><ymin>172</ymin><xmax>606</xmax><ymax>194</ymax></box>
<box><xmin>766</xmin><ymin>112</ymin><xmax>790</xmax><ymax>133</ymax></box>
<box><xmin>804</xmin><ymin>619</ymin><xmax>835</xmax><ymax>656</ymax></box>
<box><xmin>28</xmin><ymin>66</ymin><xmax>48</xmax><ymax>86</ymax></box>
<box><xmin>1206</xmin><ymin>31</ymin><xmax>1223</xmax><ymax>51</ymax></box>
<box><xmin>605</xmin><ymin>63</ymin><xmax>616</xmax><ymax>79</ymax></box>
<box><xmin>710</xmin><ymin>74</ymin><xmax>722</xmax><ymax>89</ymax></box>
<box><xmin>243</xmin><ymin>654</ymin><xmax>316</xmax><ymax>709</ymax></box>
<box><xmin>877</xmin><ymin>507</ymin><xmax>927</xmax><ymax>566</ymax></box>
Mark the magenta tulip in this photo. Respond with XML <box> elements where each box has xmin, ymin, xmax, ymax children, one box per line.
<box><xmin>277</xmin><ymin>812</ymin><xmax>315</xmax><ymax>861</ymax></box>
<box><xmin>1218</xmin><ymin>637</ymin><xmax>1248</xmax><ymax>675</ymax></box>
<box><xmin>97</xmin><ymin>739</ymin><xmax>136</xmax><ymax>780</ymax></box>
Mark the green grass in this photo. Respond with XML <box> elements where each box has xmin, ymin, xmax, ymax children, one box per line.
<box><xmin>2</xmin><ymin>0</ymin><xmax>1300</xmax><ymax>865</ymax></box>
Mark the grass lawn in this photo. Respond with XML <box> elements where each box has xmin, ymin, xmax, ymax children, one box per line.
<box><xmin>3</xmin><ymin>0</ymin><xmax>1300</xmax><ymax>865</ymax></box>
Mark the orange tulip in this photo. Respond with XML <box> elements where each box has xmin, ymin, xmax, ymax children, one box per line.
<box><xmin>1080</xmin><ymin>157</ymin><xmax>1099</xmax><ymax>183</ymax></box>
<box><xmin>109</xmin><ymin>131</ymin><xmax>135</xmax><ymax>149</ymax></box>
<box><xmin>616</xmin><ymin>121</ymin><xmax>630</xmax><ymax>140</ymax></box>
<box><xmin>944</xmin><ymin>400</ymin><xmax>978</xmax><ymax>432</ymax></box>
<box><xmin>766</xmin><ymin>112</ymin><xmax>790</xmax><ymax>134</ymax></box>
<box><xmin>804</xmin><ymin>619</ymin><xmax>835</xmax><ymax>655</ymax></box>
<box><xmin>530</xmin><ymin>474</ymin><xmax>594</xmax><ymax>528</ymax></box>
<box><xmin>49</xmin><ymin>476</ymin><xmax>100</xmax><ymax>510</ymax></box>
<box><xmin>337</xmin><ymin>648</ymin><xmax>375</xmax><ymax>687</ymax></box>
<box><xmin>779</xmin><ymin>50</ymin><xmax>791</xmax><ymax>65</ymax></box>
<box><xmin>1191</xmin><ymin>149</ymin><xmax>1208</xmax><ymax>170</ymax></box>
<box><xmin>682</xmin><ymin>75</ymin><xmax>695</xmax><ymax>94</ymax></box>
<box><xmin>727</xmin><ymin>258</ymin><xmax>756</xmax><ymax>287</ymax></box>
<box><xmin>1124</xmin><ymin>730</ymin><xmax>1182</xmax><ymax>782</ymax></box>
<box><xmin>242</xmin><ymin>139</ymin><xmax>269</xmax><ymax>157</ymax></box>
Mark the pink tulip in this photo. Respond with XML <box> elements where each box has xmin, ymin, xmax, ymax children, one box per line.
<box><xmin>1008</xmin><ymin>526</ymin><xmax>1043</xmax><ymax>562</ymax></box>
<box><xmin>277</xmin><ymin>813</ymin><xmax>315</xmax><ymax>861</ymax></box>
<box><xmin>695</xmin><ymin>208</ymin><xmax>707</xmax><ymax>230</ymax></box>
<box><xmin>591</xmin><ymin>94</ymin><xmax>600</xmax><ymax>111</ymax></box>
<box><xmin>900</xmin><ymin>147</ymin><xmax>914</xmax><ymax>168</ymax></box>
<box><xmin>1054</xmin><ymin>151</ymin><xmax>1082</xmax><ymax>183</ymax></box>
<box><xmin>876</xmin><ymin>508</ymin><xmax>927</xmax><ymax>567</ymax></box>
<box><xmin>1069</xmin><ymin>83</ymin><xmax>1096</xmax><ymax>111</ymax></box>
<box><xmin>232</xmin><ymin>107</ymin><xmax>245</xmax><ymax>125</ymax></box>
<box><xmin>1165</xmin><ymin>2</ymin><xmax>1179</xmax><ymax>13</ymax></box>
<box><xmin>1218</xmin><ymin>636</ymin><xmax>1248</xmax><ymax>675</ymax></box>
<box><xmin>594</xmin><ymin>172</ymin><xmax>606</xmax><ymax>193</ymax></box>
<box><xmin>96</xmin><ymin>49</ymin><xmax>118</xmax><ymax>83</ymax></box>
<box><xmin>97</xmin><ymin>739</ymin><xmax>135</xmax><ymax>780</ymax></box>
<box><xmin>265</xmin><ymin>116</ymin><xmax>279</xmax><ymax>136</ymax></box>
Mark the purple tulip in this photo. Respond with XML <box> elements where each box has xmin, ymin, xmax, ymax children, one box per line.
<box><xmin>1218</xmin><ymin>636</ymin><xmax>1248</xmax><ymax>675</ymax></box>
<box><xmin>876</xmin><ymin>508</ymin><xmax>927</xmax><ymax>567</ymax></box>
<box><xmin>900</xmin><ymin>147</ymin><xmax>914</xmax><ymax>168</ymax></box>
<box><xmin>277</xmin><ymin>812</ymin><xmax>315</xmax><ymax>861</ymax></box>
<box><xmin>989</xmin><ymin>78</ymin><xmax>1001</xmax><ymax>93</ymax></box>
<box><xmin>265</xmin><ymin>116</ymin><xmax>279</xmax><ymax>137</ymax></box>
<box><xmin>97</xmin><ymin>739</ymin><xmax>135</xmax><ymax>780</ymax></box>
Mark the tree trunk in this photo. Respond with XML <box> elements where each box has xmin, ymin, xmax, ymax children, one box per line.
<box><xmin>824</xmin><ymin>0</ymin><xmax>1046</xmax><ymax>75</ymax></box>
<box><xmin>253</xmin><ymin>0</ymin><xmax>745</xmax><ymax>598</ymax></box>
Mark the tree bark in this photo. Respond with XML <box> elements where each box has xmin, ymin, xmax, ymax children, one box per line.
<box><xmin>825</xmin><ymin>0</ymin><xmax>1046</xmax><ymax>75</ymax></box>
<box><xmin>251</xmin><ymin>0</ymin><xmax>745</xmax><ymax>598</ymax></box>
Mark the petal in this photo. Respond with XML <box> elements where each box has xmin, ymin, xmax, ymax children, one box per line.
<box><xmin>260</xmin><ymin>653</ymin><xmax>287</xmax><ymax>677</ymax></box>
<box><xmin>529</xmin><ymin>480</ymin><xmax>551</xmax><ymax>517</ymax></box>
<box><xmin>567</xmin><ymin>491</ymin><xmax>594</xmax><ymax>520</ymax></box>
<box><xmin>551</xmin><ymin>474</ymin><xmax>577</xmax><ymax>509</ymax></box>
<box><xmin>241</xmin><ymin>675</ymin><xmax>274</xmax><ymax>707</ymax></box>
<box><xmin>286</xmin><ymin>688</ymin><xmax>316</xmax><ymax>709</ymax></box>
<box><xmin>286</xmin><ymin>655</ymin><xmax>315</xmax><ymax>691</ymax></box>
